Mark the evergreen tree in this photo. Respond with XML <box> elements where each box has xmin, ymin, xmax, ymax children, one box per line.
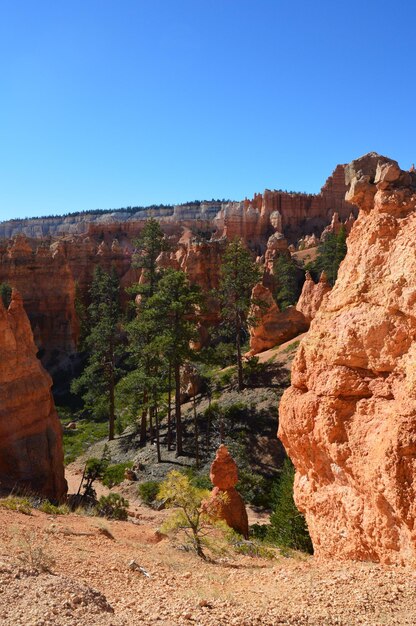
<box><xmin>313</xmin><ymin>226</ymin><xmax>347</xmax><ymax>286</ymax></box>
<box><xmin>0</xmin><ymin>283</ymin><xmax>12</xmax><ymax>308</ymax></box>
<box><xmin>144</xmin><ymin>269</ymin><xmax>200</xmax><ymax>456</ymax></box>
<box><xmin>216</xmin><ymin>239</ymin><xmax>261</xmax><ymax>390</ymax></box>
<box><xmin>268</xmin><ymin>458</ymin><xmax>313</xmax><ymax>553</ymax></box>
<box><xmin>71</xmin><ymin>267</ymin><xmax>123</xmax><ymax>441</ymax></box>
<box><xmin>132</xmin><ymin>218</ymin><xmax>166</xmax><ymax>298</ymax></box>
<box><xmin>274</xmin><ymin>254</ymin><xmax>299</xmax><ymax>309</ymax></box>
<box><xmin>128</xmin><ymin>218</ymin><xmax>167</xmax><ymax>443</ymax></box>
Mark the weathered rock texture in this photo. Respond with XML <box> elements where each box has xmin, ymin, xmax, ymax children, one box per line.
<box><xmin>0</xmin><ymin>290</ymin><xmax>67</xmax><ymax>500</ymax></box>
<box><xmin>207</xmin><ymin>445</ymin><xmax>248</xmax><ymax>538</ymax></box>
<box><xmin>279</xmin><ymin>153</ymin><xmax>416</xmax><ymax>565</ymax></box>
<box><xmin>249</xmin><ymin>283</ymin><xmax>308</xmax><ymax>355</ymax></box>
<box><xmin>296</xmin><ymin>271</ymin><xmax>331</xmax><ymax>323</ymax></box>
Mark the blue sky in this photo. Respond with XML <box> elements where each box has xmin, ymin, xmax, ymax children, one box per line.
<box><xmin>1</xmin><ymin>0</ymin><xmax>415</xmax><ymax>221</ymax></box>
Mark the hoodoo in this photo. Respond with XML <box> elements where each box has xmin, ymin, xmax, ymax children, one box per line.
<box><xmin>0</xmin><ymin>289</ymin><xmax>67</xmax><ymax>501</ymax></box>
<box><xmin>279</xmin><ymin>153</ymin><xmax>416</xmax><ymax>565</ymax></box>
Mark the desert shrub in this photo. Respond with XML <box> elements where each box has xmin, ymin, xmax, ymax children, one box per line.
<box><xmin>0</xmin><ymin>496</ymin><xmax>32</xmax><ymax>515</ymax></box>
<box><xmin>283</xmin><ymin>340</ymin><xmax>300</xmax><ymax>354</ymax></box>
<box><xmin>242</xmin><ymin>356</ymin><xmax>267</xmax><ymax>385</ymax></box>
<box><xmin>138</xmin><ymin>481</ymin><xmax>161</xmax><ymax>505</ymax></box>
<box><xmin>159</xmin><ymin>470</ymin><xmax>224</xmax><ymax>559</ymax></box>
<box><xmin>16</xmin><ymin>529</ymin><xmax>55</xmax><ymax>572</ymax></box>
<box><xmin>226</xmin><ymin>528</ymin><xmax>274</xmax><ymax>559</ymax></box>
<box><xmin>213</xmin><ymin>366</ymin><xmax>236</xmax><ymax>390</ymax></box>
<box><xmin>180</xmin><ymin>467</ymin><xmax>211</xmax><ymax>490</ymax></box>
<box><xmin>38</xmin><ymin>501</ymin><xmax>70</xmax><ymax>515</ymax></box>
<box><xmin>249</xmin><ymin>523</ymin><xmax>269</xmax><ymax>541</ymax></box>
<box><xmin>61</xmin><ymin>419</ymin><xmax>109</xmax><ymax>465</ymax></box>
<box><xmin>237</xmin><ymin>469</ymin><xmax>273</xmax><ymax>508</ymax></box>
<box><xmin>267</xmin><ymin>458</ymin><xmax>313</xmax><ymax>553</ymax></box>
<box><xmin>102</xmin><ymin>462</ymin><xmax>133</xmax><ymax>488</ymax></box>
<box><xmin>96</xmin><ymin>493</ymin><xmax>129</xmax><ymax>520</ymax></box>
<box><xmin>222</xmin><ymin>401</ymin><xmax>247</xmax><ymax>421</ymax></box>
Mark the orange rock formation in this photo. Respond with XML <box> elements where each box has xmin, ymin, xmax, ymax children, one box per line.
<box><xmin>0</xmin><ymin>290</ymin><xmax>67</xmax><ymax>501</ymax></box>
<box><xmin>296</xmin><ymin>271</ymin><xmax>331</xmax><ymax>323</ymax></box>
<box><xmin>207</xmin><ymin>445</ymin><xmax>248</xmax><ymax>538</ymax></box>
<box><xmin>248</xmin><ymin>283</ymin><xmax>308</xmax><ymax>355</ymax></box>
<box><xmin>279</xmin><ymin>153</ymin><xmax>416</xmax><ymax>565</ymax></box>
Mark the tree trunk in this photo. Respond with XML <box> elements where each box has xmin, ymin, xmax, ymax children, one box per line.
<box><xmin>236</xmin><ymin>323</ymin><xmax>243</xmax><ymax>391</ymax></box>
<box><xmin>154</xmin><ymin>397</ymin><xmax>161</xmax><ymax>463</ymax></box>
<box><xmin>140</xmin><ymin>391</ymin><xmax>147</xmax><ymax>445</ymax></box>
<box><xmin>205</xmin><ymin>392</ymin><xmax>211</xmax><ymax>452</ymax></box>
<box><xmin>167</xmin><ymin>363</ymin><xmax>172</xmax><ymax>451</ymax></box>
<box><xmin>174</xmin><ymin>361</ymin><xmax>183</xmax><ymax>456</ymax></box>
<box><xmin>109</xmin><ymin>368</ymin><xmax>115</xmax><ymax>441</ymax></box>
<box><xmin>193</xmin><ymin>392</ymin><xmax>199</xmax><ymax>469</ymax></box>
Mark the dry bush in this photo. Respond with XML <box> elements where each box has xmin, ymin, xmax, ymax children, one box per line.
<box><xmin>15</xmin><ymin>529</ymin><xmax>55</xmax><ymax>573</ymax></box>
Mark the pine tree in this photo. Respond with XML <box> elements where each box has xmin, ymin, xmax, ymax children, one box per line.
<box><xmin>216</xmin><ymin>239</ymin><xmax>261</xmax><ymax>390</ymax></box>
<box><xmin>0</xmin><ymin>283</ymin><xmax>12</xmax><ymax>308</ymax></box>
<box><xmin>129</xmin><ymin>218</ymin><xmax>167</xmax><ymax>443</ymax></box>
<box><xmin>71</xmin><ymin>267</ymin><xmax>122</xmax><ymax>441</ymax></box>
<box><xmin>268</xmin><ymin>458</ymin><xmax>313</xmax><ymax>553</ymax></box>
<box><xmin>313</xmin><ymin>226</ymin><xmax>347</xmax><ymax>286</ymax></box>
<box><xmin>274</xmin><ymin>254</ymin><xmax>299</xmax><ymax>309</ymax></box>
<box><xmin>144</xmin><ymin>269</ymin><xmax>201</xmax><ymax>457</ymax></box>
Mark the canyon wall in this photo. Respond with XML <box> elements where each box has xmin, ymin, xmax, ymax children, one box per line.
<box><xmin>0</xmin><ymin>290</ymin><xmax>67</xmax><ymax>501</ymax></box>
<box><xmin>0</xmin><ymin>159</ymin><xmax>358</xmax><ymax>373</ymax></box>
<box><xmin>279</xmin><ymin>153</ymin><xmax>416</xmax><ymax>565</ymax></box>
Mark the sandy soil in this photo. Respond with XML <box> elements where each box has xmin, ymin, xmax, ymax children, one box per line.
<box><xmin>1</xmin><ymin>495</ymin><xmax>416</xmax><ymax>626</ymax></box>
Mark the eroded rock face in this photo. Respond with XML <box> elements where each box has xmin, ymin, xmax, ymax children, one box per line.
<box><xmin>207</xmin><ymin>445</ymin><xmax>248</xmax><ymax>538</ymax></box>
<box><xmin>0</xmin><ymin>290</ymin><xmax>67</xmax><ymax>501</ymax></box>
<box><xmin>279</xmin><ymin>153</ymin><xmax>416</xmax><ymax>565</ymax></box>
<box><xmin>296</xmin><ymin>271</ymin><xmax>331</xmax><ymax>323</ymax></box>
<box><xmin>249</xmin><ymin>283</ymin><xmax>308</xmax><ymax>355</ymax></box>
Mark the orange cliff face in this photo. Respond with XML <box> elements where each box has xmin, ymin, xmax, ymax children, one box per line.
<box><xmin>0</xmin><ymin>290</ymin><xmax>67</xmax><ymax>501</ymax></box>
<box><xmin>0</xmin><ymin>236</ymin><xmax>79</xmax><ymax>372</ymax></box>
<box><xmin>278</xmin><ymin>153</ymin><xmax>416</xmax><ymax>565</ymax></box>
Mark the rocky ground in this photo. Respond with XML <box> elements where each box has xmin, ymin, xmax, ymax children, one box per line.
<box><xmin>1</xmin><ymin>501</ymin><xmax>416</xmax><ymax>626</ymax></box>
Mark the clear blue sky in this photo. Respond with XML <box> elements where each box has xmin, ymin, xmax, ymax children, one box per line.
<box><xmin>1</xmin><ymin>0</ymin><xmax>415</xmax><ymax>221</ymax></box>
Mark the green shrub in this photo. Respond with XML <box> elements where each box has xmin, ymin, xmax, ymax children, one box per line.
<box><xmin>138</xmin><ymin>481</ymin><xmax>161</xmax><ymax>505</ymax></box>
<box><xmin>249</xmin><ymin>523</ymin><xmax>269</xmax><ymax>541</ymax></box>
<box><xmin>267</xmin><ymin>458</ymin><xmax>313</xmax><ymax>553</ymax></box>
<box><xmin>180</xmin><ymin>467</ymin><xmax>211</xmax><ymax>490</ymax></box>
<box><xmin>222</xmin><ymin>401</ymin><xmax>247</xmax><ymax>421</ymax></box>
<box><xmin>96</xmin><ymin>493</ymin><xmax>129</xmax><ymax>520</ymax></box>
<box><xmin>226</xmin><ymin>528</ymin><xmax>274</xmax><ymax>559</ymax></box>
<box><xmin>237</xmin><ymin>470</ymin><xmax>272</xmax><ymax>508</ymax></box>
<box><xmin>102</xmin><ymin>462</ymin><xmax>133</xmax><ymax>488</ymax></box>
<box><xmin>38</xmin><ymin>501</ymin><xmax>70</xmax><ymax>515</ymax></box>
<box><xmin>283</xmin><ymin>340</ymin><xmax>300</xmax><ymax>354</ymax></box>
<box><xmin>0</xmin><ymin>496</ymin><xmax>32</xmax><ymax>515</ymax></box>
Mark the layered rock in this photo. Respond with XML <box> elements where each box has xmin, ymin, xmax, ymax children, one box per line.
<box><xmin>0</xmin><ymin>290</ymin><xmax>67</xmax><ymax>500</ymax></box>
<box><xmin>279</xmin><ymin>153</ymin><xmax>416</xmax><ymax>565</ymax></box>
<box><xmin>0</xmin><ymin>236</ymin><xmax>79</xmax><ymax>372</ymax></box>
<box><xmin>206</xmin><ymin>445</ymin><xmax>248</xmax><ymax>538</ymax></box>
<box><xmin>296</xmin><ymin>271</ymin><xmax>331</xmax><ymax>323</ymax></box>
<box><xmin>249</xmin><ymin>283</ymin><xmax>308</xmax><ymax>355</ymax></box>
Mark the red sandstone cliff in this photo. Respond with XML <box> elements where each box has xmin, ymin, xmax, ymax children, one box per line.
<box><xmin>279</xmin><ymin>153</ymin><xmax>416</xmax><ymax>565</ymax></box>
<box><xmin>0</xmin><ymin>290</ymin><xmax>67</xmax><ymax>501</ymax></box>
